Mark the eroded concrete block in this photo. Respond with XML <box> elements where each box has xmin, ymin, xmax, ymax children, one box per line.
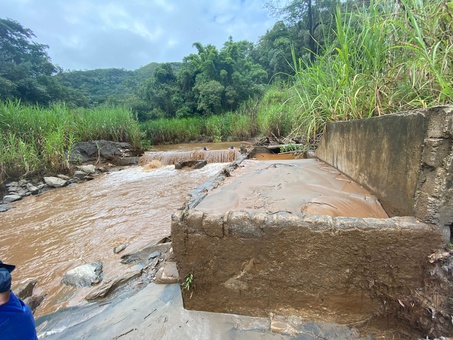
<box><xmin>174</xmin><ymin>208</ymin><xmax>444</xmax><ymax>325</ymax></box>
<box><xmin>202</xmin><ymin>213</ymin><xmax>224</xmax><ymax>238</ymax></box>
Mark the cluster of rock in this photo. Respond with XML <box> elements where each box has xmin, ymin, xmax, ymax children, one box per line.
<box><xmin>58</xmin><ymin>237</ymin><xmax>179</xmax><ymax>304</ymax></box>
<box><xmin>18</xmin><ymin>237</ymin><xmax>178</xmax><ymax>315</ymax></box>
<box><xmin>1</xmin><ymin>140</ymin><xmax>142</xmax><ymax>213</ymax></box>
<box><xmin>0</xmin><ymin>164</ymin><xmax>103</xmax><ymax>213</ymax></box>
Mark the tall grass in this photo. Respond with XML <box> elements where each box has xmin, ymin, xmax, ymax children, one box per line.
<box><xmin>140</xmin><ymin>117</ymin><xmax>204</xmax><ymax>144</ymax></box>
<box><xmin>140</xmin><ymin>89</ymin><xmax>313</xmax><ymax>145</ymax></box>
<box><xmin>73</xmin><ymin>106</ymin><xmax>141</xmax><ymax>145</ymax></box>
<box><xmin>287</xmin><ymin>0</ymin><xmax>453</xmax><ymax>139</ymax></box>
<box><xmin>0</xmin><ymin>101</ymin><xmax>141</xmax><ymax>183</ymax></box>
<box><xmin>141</xmin><ymin>96</ymin><xmax>265</xmax><ymax>145</ymax></box>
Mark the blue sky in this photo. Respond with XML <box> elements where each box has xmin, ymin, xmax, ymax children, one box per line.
<box><xmin>0</xmin><ymin>0</ymin><xmax>277</xmax><ymax>71</ymax></box>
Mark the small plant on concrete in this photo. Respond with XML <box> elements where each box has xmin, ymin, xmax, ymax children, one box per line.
<box><xmin>181</xmin><ymin>273</ymin><xmax>194</xmax><ymax>291</ymax></box>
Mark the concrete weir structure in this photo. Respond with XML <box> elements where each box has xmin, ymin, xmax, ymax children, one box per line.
<box><xmin>172</xmin><ymin>106</ymin><xmax>453</xmax><ymax>337</ymax></box>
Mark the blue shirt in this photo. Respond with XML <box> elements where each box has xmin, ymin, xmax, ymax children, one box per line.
<box><xmin>0</xmin><ymin>291</ymin><xmax>37</xmax><ymax>340</ymax></box>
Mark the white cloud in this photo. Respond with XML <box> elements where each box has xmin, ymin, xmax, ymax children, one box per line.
<box><xmin>153</xmin><ymin>0</ymin><xmax>175</xmax><ymax>12</ymax></box>
<box><xmin>0</xmin><ymin>0</ymin><xmax>276</xmax><ymax>70</ymax></box>
<box><xmin>131</xmin><ymin>22</ymin><xmax>163</xmax><ymax>41</ymax></box>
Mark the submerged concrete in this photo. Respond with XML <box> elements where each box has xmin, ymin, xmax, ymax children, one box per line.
<box><xmin>195</xmin><ymin>158</ymin><xmax>388</xmax><ymax>218</ymax></box>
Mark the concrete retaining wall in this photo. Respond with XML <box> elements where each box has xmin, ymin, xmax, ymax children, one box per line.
<box><xmin>172</xmin><ymin>210</ymin><xmax>444</xmax><ymax>324</ymax></box>
<box><xmin>316</xmin><ymin>106</ymin><xmax>453</xmax><ymax>240</ymax></box>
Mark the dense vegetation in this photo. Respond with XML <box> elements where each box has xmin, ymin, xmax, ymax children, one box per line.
<box><xmin>285</xmin><ymin>0</ymin><xmax>453</xmax><ymax>138</ymax></box>
<box><xmin>1</xmin><ymin>0</ymin><xmax>452</xmax><ymax>183</ymax></box>
<box><xmin>0</xmin><ymin>101</ymin><xmax>141</xmax><ymax>181</ymax></box>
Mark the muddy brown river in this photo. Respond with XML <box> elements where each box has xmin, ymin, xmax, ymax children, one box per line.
<box><xmin>0</xmin><ymin>143</ymin><xmax>245</xmax><ymax>317</ymax></box>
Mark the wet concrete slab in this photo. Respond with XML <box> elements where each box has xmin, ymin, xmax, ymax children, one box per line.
<box><xmin>36</xmin><ymin>283</ymin><xmax>369</xmax><ymax>340</ymax></box>
<box><xmin>195</xmin><ymin>158</ymin><xmax>388</xmax><ymax>218</ymax></box>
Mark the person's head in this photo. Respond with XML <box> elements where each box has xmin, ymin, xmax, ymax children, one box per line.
<box><xmin>0</xmin><ymin>261</ymin><xmax>15</xmax><ymax>293</ymax></box>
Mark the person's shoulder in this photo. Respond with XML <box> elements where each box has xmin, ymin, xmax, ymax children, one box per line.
<box><xmin>8</xmin><ymin>291</ymin><xmax>21</xmax><ymax>305</ymax></box>
<box><xmin>0</xmin><ymin>291</ymin><xmax>22</xmax><ymax>312</ymax></box>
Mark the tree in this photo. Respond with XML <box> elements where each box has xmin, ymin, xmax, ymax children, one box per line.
<box><xmin>0</xmin><ymin>18</ymin><xmax>59</xmax><ymax>104</ymax></box>
<box><xmin>264</xmin><ymin>0</ymin><xmax>339</xmax><ymax>62</ymax></box>
<box><xmin>194</xmin><ymin>80</ymin><xmax>224</xmax><ymax>115</ymax></box>
<box><xmin>252</xmin><ymin>21</ymin><xmax>294</xmax><ymax>80</ymax></box>
<box><xmin>143</xmin><ymin>63</ymin><xmax>181</xmax><ymax>118</ymax></box>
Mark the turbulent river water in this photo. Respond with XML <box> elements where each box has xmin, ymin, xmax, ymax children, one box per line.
<box><xmin>0</xmin><ymin>142</ymin><xmax>246</xmax><ymax>317</ymax></box>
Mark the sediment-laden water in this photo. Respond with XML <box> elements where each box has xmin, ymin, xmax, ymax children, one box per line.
<box><xmin>0</xmin><ymin>145</ymin><xmax>235</xmax><ymax>316</ymax></box>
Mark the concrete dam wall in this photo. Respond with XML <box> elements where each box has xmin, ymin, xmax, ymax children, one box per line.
<box><xmin>171</xmin><ymin>106</ymin><xmax>453</xmax><ymax>337</ymax></box>
<box><xmin>316</xmin><ymin>105</ymin><xmax>453</xmax><ymax>240</ymax></box>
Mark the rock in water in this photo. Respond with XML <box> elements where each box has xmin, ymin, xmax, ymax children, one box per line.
<box><xmin>44</xmin><ymin>176</ymin><xmax>68</xmax><ymax>188</ymax></box>
<box><xmin>13</xmin><ymin>279</ymin><xmax>37</xmax><ymax>300</ymax></box>
<box><xmin>0</xmin><ymin>204</ymin><xmax>15</xmax><ymax>212</ymax></box>
<box><xmin>113</xmin><ymin>244</ymin><xmax>127</xmax><ymax>254</ymax></box>
<box><xmin>62</xmin><ymin>261</ymin><xmax>103</xmax><ymax>287</ymax></box>
<box><xmin>85</xmin><ymin>268</ymin><xmax>142</xmax><ymax>301</ymax></box>
<box><xmin>174</xmin><ymin>160</ymin><xmax>207</xmax><ymax>170</ymax></box>
<box><xmin>24</xmin><ymin>295</ymin><xmax>45</xmax><ymax>313</ymax></box>
<box><xmin>2</xmin><ymin>194</ymin><xmax>22</xmax><ymax>203</ymax></box>
<box><xmin>73</xmin><ymin>170</ymin><xmax>87</xmax><ymax>179</ymax></box>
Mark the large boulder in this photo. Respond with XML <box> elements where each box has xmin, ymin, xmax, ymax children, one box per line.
<box><xmin>70</xmin><ymin>140</ymin><xmax>138</xmax><ymax>164</ymax></box>
<box><xmin>62</xmin><ymin>261</ymin><xmax>103</xmax><ymax>288</ymax></box>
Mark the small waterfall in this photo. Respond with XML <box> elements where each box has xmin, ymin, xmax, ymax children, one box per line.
<box><xmin>140</xmin><ymin>149</ymin><xmax>241</xmax><ymax>166</ymax></box>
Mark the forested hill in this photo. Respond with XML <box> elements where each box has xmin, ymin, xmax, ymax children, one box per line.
<box><xmin>53</xmin><ymin>62</ymin><xmax>181</xmax><ymax>108</ymax></box>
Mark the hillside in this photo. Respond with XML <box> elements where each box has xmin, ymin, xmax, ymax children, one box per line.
<box><xmin>53</xmin><ymin>62</ymin><xmax>181</xmax><ymax>107</ymax></box>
